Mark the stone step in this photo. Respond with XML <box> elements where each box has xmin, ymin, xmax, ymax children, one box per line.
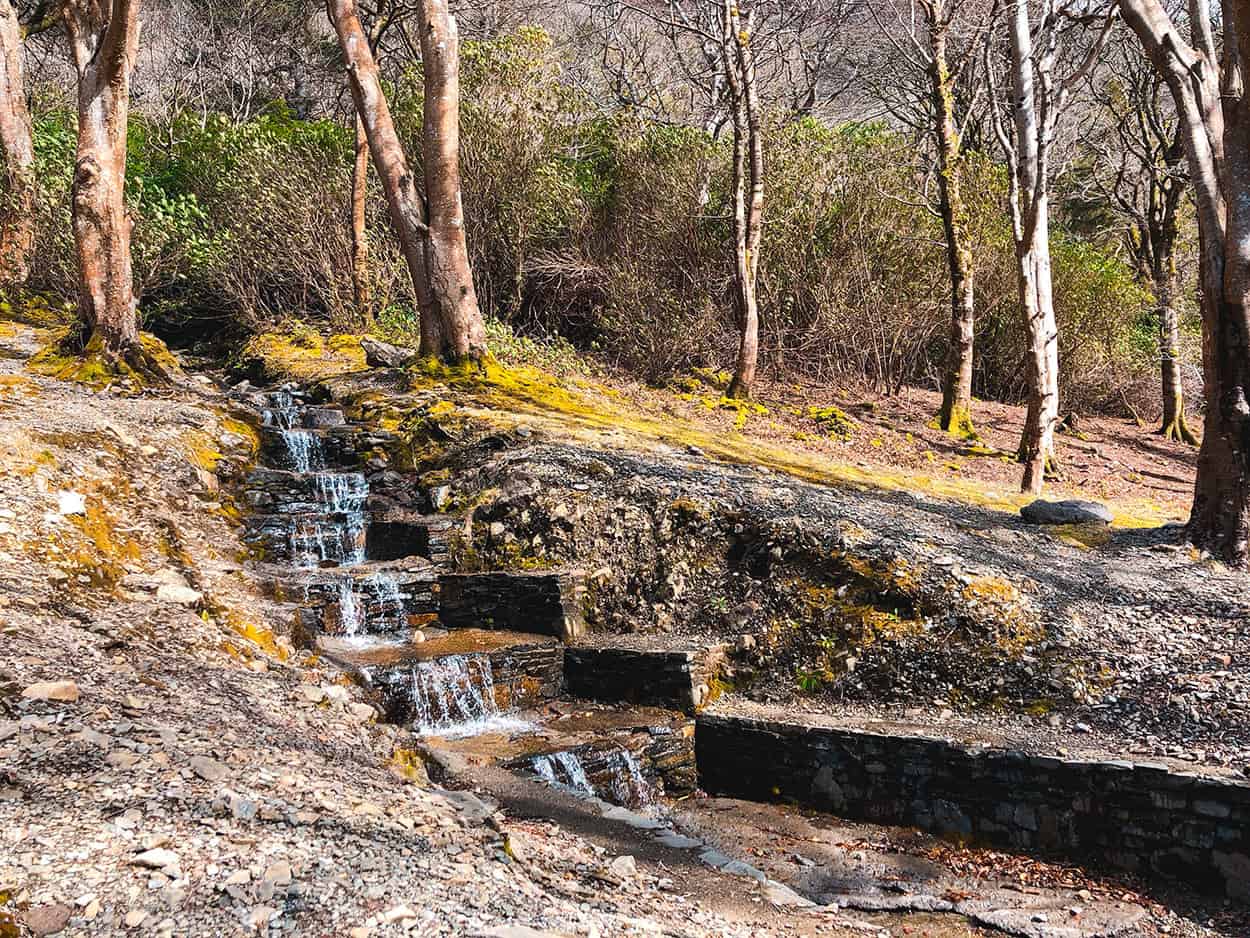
<box><xmin>438</xmin><ymin>571</ymin><xmax>585</xmax><ymax>642</ymax></box>
<box><xmin>242</xmin><ymin>467</ymin><xmax>368</xmax><ymax>515</ymax></box>
<box><xmin>257</xmin><ymin>425</ymin><xmax>393</xmax><ymax>470</ymax></box>
<box><xmin>319</xmin><ymin>629</ymin><xmax>565</xmax><ymax>724</ymax></box>
<box><xmin>242</xmin><ymin>511</ymin><xmax>451</xmax><ymax>566</ymax></box>
<box><xmin>263</xmin><ymin>563</ymin><xmax>438</xmax><ymax>644</ymax></box>
<box><xmin>564</xmin><ymin>643</ymin><xmax>728</xmax><ymax>713</ymax></box>
<box><xmin>500</xmin><ymin>707</ymin><xmax>698</xmax><ymax>802</ymax></box>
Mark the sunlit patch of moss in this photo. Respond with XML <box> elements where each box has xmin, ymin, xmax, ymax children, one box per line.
<box><xmin>702</xmin><ymin>395</ymin><xmax>767</xmax><ymax>429</ymax></box>
<box><xmin>210</xmin><ymin>605</ymin><xmax>292</xmax><ymax>662</ymax></box>
<box><xmin>0</xmin><ymin>292</ymin><xmax>74</xmax><ymax>328</ymax></box>
<box><xmin>219</xmin><ymin>416</ymin><xmax>261</xmax><ymax>456</ymax></box>
<box><xmin>959</xmin><ymin>576</ymin><xmax>1042</xmax><ymax>655</ymax></box>
<box><xmin>180</xmin><ymin>429</ymin><xmax>223</xmax><ymax>472</ymax></box>
<box><xmin>389</xmin><ymin>746</ymin><xmax>430</xmax><ymax>784</ymax></box>
<box><xmin>236</xmin><ymin>327</ymin><xmax>367</xmax><ymax>383</ymax></box>
<box><xmin>1051</xmin><ymin>522</ymin><xmax>1113</xmax><ymax>550</ymax></box>
<box><xmin>807</xmin><ymin>405</ymin><xmax>855</xmax><ymax>441</ymax></box>
<box><xmin>0</xmin><ymin>374</ymin><xmax>38</xmax><ymax>402</ymax></box>
<box><xmin>26</xmin><ymin>330</ymin><xmax>179</xmax><ymax>389</ymax></box>
<box><xmin>29</xmin><ymin>498</ymin><xmax>144</xmax><ymax>591</ymax></box>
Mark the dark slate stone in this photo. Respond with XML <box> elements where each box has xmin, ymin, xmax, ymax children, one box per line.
<box><xmin>1020</xmin><ymin>499</ymin><xmax>1113</xmax><ymax>525</ymax></box>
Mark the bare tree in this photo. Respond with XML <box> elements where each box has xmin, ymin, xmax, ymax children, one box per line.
<box><xmin>416</xmin><ymin>0</ymin><xmax>486</xmax><ymax>360</ymax></box>
<box><xmin>865</xmin><ymin>0</ymin><xmax>991</xmax><ymax>435</ymax></box>
<box><xmin>1079</xmin><ymin>31</ymin><xmax>1196</xmax><ymax>443</ymax></box>
<box><xmin>61</xmin><ymin>0</ymin><xmax>153</xmax><ymax>364</ymax></box>
<box><xmin>0</xmin><ymin>1</ymin><xmax>37</xmax><ymax>288</ymax></box>
<box><xmin>1117</xmin><ymin>0</ymin><xmax>1250</xmax><ymax>564</ymax></box>
<box><xmin>986</xmin><ymin>0</ymin><xmax>1111</xmax><ymax>494</ymax></box>
<box><xmin>328</xmin><ymin>0</ymin><xmax>485</xmax><ymax>360</ymax></box>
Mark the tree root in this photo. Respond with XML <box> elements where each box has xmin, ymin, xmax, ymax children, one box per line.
<box><xmin>1158</xmin><ymin>414</ymin><xmax>1199</xmax><ymax>446</ymax></box>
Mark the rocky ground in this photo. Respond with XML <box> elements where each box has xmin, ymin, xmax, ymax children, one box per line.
<box><xmin>0</xmin><ymin>325</ymin><xmax>866</xmax><ymax>937</ymax></box>
<box><xmin>395</xmin><ymin>402</ymin><xmax>1249</xmax><ymax>773</ymax></box>
<box><xmin>2</xmin><ymin>321</ymin><xmax>1247</xmax><ymax>937</ymax></box>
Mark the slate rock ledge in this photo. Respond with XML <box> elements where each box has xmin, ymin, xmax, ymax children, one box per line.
<box><xmin>695</xmin><ymin>713</ymin><xmax>1250</xmax><ymax>899</ymax></box>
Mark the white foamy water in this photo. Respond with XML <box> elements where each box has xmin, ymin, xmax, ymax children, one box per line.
<box><xmin>610</xmin><ymin>749</ymin><xmax>652</xmax><ymax>808</ymax></box>
<box><xmin>408</xmin><ymin>654</ymin><xmax>531</xmax><ymax>739</ymax></box>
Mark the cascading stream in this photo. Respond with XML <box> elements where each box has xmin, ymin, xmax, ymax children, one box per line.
<box><xmin>407</xmin><ymin>654</ymin><xmax>529</xmax><ymax>739</ymax></box>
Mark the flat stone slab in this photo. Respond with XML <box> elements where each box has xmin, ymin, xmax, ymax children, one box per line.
<box><xmin>1020</xmin><ymin>499</ymin><xmax>1113</xmax><ymax>525</ymax></box>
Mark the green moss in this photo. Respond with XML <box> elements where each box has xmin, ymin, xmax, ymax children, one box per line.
<box><xmin>807</xmin><ymin>405</ymin><xmax>855</xmax><ymax>441</ymax></box>
<box><xmin>27</xmin><ymin>330</ymin><xmax>179</xmax><ymax>389</ymax></box>
<box><xmin>235</xmin><ymin>327</ymin><xmax>367</xmax><ymax>383</ymax></box>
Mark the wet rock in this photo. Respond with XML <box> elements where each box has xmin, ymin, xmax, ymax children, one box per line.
<box><xmin>1020</xmin><ymin>499</ymin><xmax>1113</xmax><ymax>525</ymax></box>
<box><xmin>22</xmin><ymin>680</ymin><xmax>80</xmax><ymax>702</ymax></box>
<box><xmin>361</xmin><ymin>338</ymin><xmax>417</xmax><ymax>369</ymax></box>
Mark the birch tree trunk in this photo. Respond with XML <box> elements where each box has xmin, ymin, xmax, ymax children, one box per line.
<box><xmin>417</xmin><ymin>0</ymin><xmax>486</xmax><ymax>362</ymax></box>
<box><xmin>327</xmin><ymin>0</ymin><xmax>438</xmax><ymax>349</ymax></box>
<box><xmin>723</xmin><ymin>0</ymin><xmax>763</xmax><ymax>400</ymax></box>
<box><xmin>62</xmin><ymin>0</ymin><xmax>142</xmax><ymax>357</ymax></box>
<box><xmin>928</xmin><ymin>9</ymin><xmax>976</xmax><ymax>436</ymax></box>
<box><xmin>0</xmin><ymin>0</ymin><xmax>34</xmax><ymax>289</ymax></box>
<box><xmin>1118</xmin><ymin>0</ymin><xmax>1250</xmax><ymax>564</ymax></box>
<box><xmin>1002</xmin><ymin>0</ymin><xmax>1060</xmax><ymax>495</ymax></box>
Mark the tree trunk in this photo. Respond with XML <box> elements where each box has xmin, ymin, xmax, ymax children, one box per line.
<box><xmin>327</xmin><ymin>0</ymin><xmax>438</xmax><ymax>349</ymax></box>
<box><xmin>350</xmin><ymin>113</ymin><xmax>372</xmax><ymax>325</ymax></box>
<box><xmin>0</xmin><ymin>0</ymin><xmax>34</xmax><ymax>289</ymax></box>
<box><xmin>1117</xmin><ymin>0</ymin><xmax>1250</xmax><ymax>562</ymax></box>
<box><xmin>1153</xmin><ymin>244</ymin><xmax>1196</xmax><ymax>443</ymax></box>
<box><xmin>417</xmin><ymin>0</ymin><xmax>486</xmax><ymax>362</ymax></box>
<box><xmin>929</xmin><ymin>15</ymin><xmax>975</xmax><ymax>436</ymax></box>
<box><xmin>1189</xmin><ymin>141</ymin><xmax>1250</xmax><ymax>563</ymax></box>
<box><xmin>1005</xmin><ymin>0</ymin><xmax>1058</xmax><ymax>494</ymax></box>
<box><xmin>1016</xmin><ymin>218</ymin><xmax>1060</xmax><ymax>495</ymax></box>
<box><xmin>723</xmin><ymin>0</ymin><xmax>762</xmax><ymax>400</ymax></box>
<box><xmin>63</xmin><ymin>0</ymin><xmax>141</xmax><ymax>356</ymax></box>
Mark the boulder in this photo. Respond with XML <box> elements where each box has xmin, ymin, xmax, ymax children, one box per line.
<box><xmin>361</xmin><ymin>337</ymin><xmax>417</xmax><ymax>369</ymax></box>
<box><xmin>1020</xmin><ymin>499</ymin><xmax>1113</xmax><ymax>526</ymax></box>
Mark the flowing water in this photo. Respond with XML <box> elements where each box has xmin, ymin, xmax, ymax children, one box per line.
<box><xmin>529</xmin><ymin>747</ymin><xmax>653</xmax><ymax>807</ymax></box>
<box><xmin>408</xmin><ymin>654</ymin><xmax>529</xmax><ymax>738</ymax></box>
<box><xmin>338</xmin><ymin>570</ymin><xmax>407</xmax><ymax>636</ymax></box>
<box><xmin>609</xmin><ymin>749</ymin><xmax>652</xmax><ymax>808</ymax></box>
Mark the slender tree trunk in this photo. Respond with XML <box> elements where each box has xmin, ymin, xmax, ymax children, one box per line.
<box><xmin>0</xmin><ymin>1</ymin><xmax>34</xmax><ymax>289</ymax></box>
<box><xmin>417</xmin><ymin>0</ymin><xmax>486</xmax><ymax>361</ymax></box>
<box><xmin>63</xmin><ymin>0</ymin><xmax>141</xmax><ymax>356</ymax></box>
<box><xmin>327</xmin><ymin>0</ymin><xmax>438</xmax><ymax>349</ymax></box>
<box><xmin>350</xmin><ymin>113</ymin><xmax>372</xmax><ymax>325</ymax></box>
<box><xmin>1153</xmin><ymin>242</ymin><xmax>1196</xmax><ymax>442</ymax></box>
<box><xmin>1017</xmin><ymin>210</ymin><xmax>1060</xmax><ymax>494</ymax></box>
<box><xmin>929</xmin><ymin>16</ymin><xmax>975</xmax><ymax>435</ymax></box>
<box><xmin>723</xmin><ymin>0</ymin><xmax>762</xmax><ymax>400</ymax></box>
<box><xmin>1004</xmin><ymin>0</ymin><xmax>1058</xmax><ymax>494</ymax></box>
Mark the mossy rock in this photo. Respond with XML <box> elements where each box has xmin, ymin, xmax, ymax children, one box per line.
<box><xmin>27</xmin><ymin>330</ymin><xmax>180</xmax><ymax>389</ymax></box>
<box><xmin>231</xmin><ymin>327</ymin><xmax>367</xmax><ymax>384</ymax></box>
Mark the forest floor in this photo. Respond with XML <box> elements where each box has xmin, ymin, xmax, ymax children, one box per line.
<box><xmin>0</xmin><ymin>318</ymin><xmax>1244</xmax><ymax>937</ymax></box>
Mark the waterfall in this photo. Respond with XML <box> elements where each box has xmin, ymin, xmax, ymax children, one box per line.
<box><xmin>366</xmin><ymin>571</ymin><xmax>406</xmax><ymax>630</ymax></box>
<box><xmin>610</xmin><ymin>749</ymin><xmax>652</xmax><ymax>808</ymax></box>
<box><xmin>553</xmin><ymin>751</ymin><xmax>594</xmax><ymax>795</ymax></box>
<box><xmin>283</xmin><ymin>430</ymin><xmax>324</xmax><ymax>473</ymax></box>
<box><xmin>339</xmin><ymin>579</ymin><xmax>364</xmax><ymax>636</ymax></box>
<box><xmin>337</xmin><ymin>571</ymin><xmax>406</xmax><ymax>636</ymax></box>
<box><xmin>408</xmin><ymin>655</ymin><xmax>527</xmax><ymax>738</ymax></box>
<box><xmin>531</xmin><ymin>755</ymin><xmax>558</xmax><ymax>784</ymax></box>
<box><xmin>315</xmin><ymin>471</ymin><xmax>367</xmax><ymax>512</ymax></box>
<box><xmin>530</xmin><ymin>751</ymin><xmax>593</xmax><ymax>795</ymax></box>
